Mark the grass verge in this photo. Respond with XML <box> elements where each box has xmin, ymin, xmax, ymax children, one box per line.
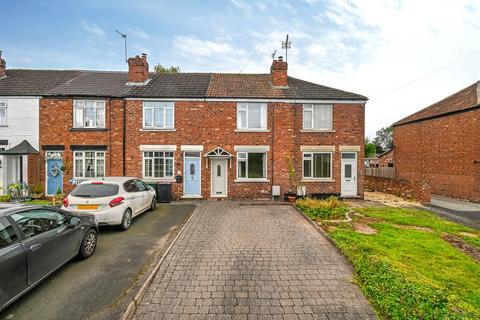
<box><xmin>297</xmin><ymin>203</ymin><xmax>480</xmax><ymax>320</ymax></box>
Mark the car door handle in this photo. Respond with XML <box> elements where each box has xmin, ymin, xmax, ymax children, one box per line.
<box><xmin>30</xmin><ymin>244</ymin><xmax>42</xmax><ymax>251</ymax></box>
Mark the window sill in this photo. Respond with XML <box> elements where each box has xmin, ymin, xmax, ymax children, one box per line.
<box><xmin>234</xmin><ymin>179</ymin><xmax>270</xmax><ymax>183</ymax></box>
<box><xmin>235</xmin><ymin>129</ymin><xmax>270</xmax><ymax>133</ymax></box>
<box><xmin>140</xmin><ymin>128</ymin><xmax>176</xmax><ymax>132</ymax></box>
<box><xmin>301</xmin><ymin>129</ymin><xmax>335</xmax><ymax>133</ymax></box>
<box><xmin>70</xmin><ymin>127</ymin><xmax>108</xmax><ymax>132</ymax></box>
<box><xmin>301</xmin><ymin>179</ymin><xmax>335</xmax><ymax>183</ymax></box>
<box><xmin>142</xmin><ymin>178</ymin><xmax>176</xmax><ymax>183</ymax></box>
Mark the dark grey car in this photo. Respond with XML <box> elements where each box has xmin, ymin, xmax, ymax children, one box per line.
<box><xmin>0</xmin><ymin>205</ymin><xmax>98</xmax><ymax>312</ymax></box>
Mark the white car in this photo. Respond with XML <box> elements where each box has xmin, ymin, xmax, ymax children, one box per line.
<box><xmin>62</xmin><ymin>177</ymin><xmax>157</xmax><ymax>230</ymax></box>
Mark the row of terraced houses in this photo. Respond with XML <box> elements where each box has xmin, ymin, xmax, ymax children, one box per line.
<box><xmin>0</xmin><ymin>51</ymin><xmax>367</xmax><ymax>200</ymax></box>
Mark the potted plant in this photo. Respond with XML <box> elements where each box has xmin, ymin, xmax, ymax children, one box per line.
<box><xmin>285</xmin><ymin>155</ymin><xmax>305</xmax><ymax>202</ymax></box>
<box><xmin>31</xmin><ymin>183</ymin><xmax>44</xmax><ymax>199</ymax></box>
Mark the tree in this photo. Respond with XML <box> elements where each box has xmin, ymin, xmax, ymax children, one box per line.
<box><xmin>365</xmin><ymin>139</ymin><xmax>376</xmax><ymax>157</ymax></box>
<box><xmin>373</xmin><ymin>126</ymin><xmax>393</xmax><ymax>154</ymax></box>
<box><xmin>154</xmin><ymin>64</ymin><xmax>180</xmax><ymax>73</ymax></box>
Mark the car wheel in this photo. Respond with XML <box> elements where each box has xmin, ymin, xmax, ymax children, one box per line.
<box><xmin>149</xmin><ymin>197</ymin><xmax>157</xmax><ymax>211</ymax></box>
<box><xmin>120</xmin><ymin>209</ymin><xmax>132</xmax><ymax>231</ymax></box>
<box><xmin>78</xmin><ymin>229</ymin><xmax>97</xmax><ymax>259</ymax></box>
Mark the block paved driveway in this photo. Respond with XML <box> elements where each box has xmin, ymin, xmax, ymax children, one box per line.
<box><xmin>133</xmin><ymin>201</ymin><xmax>375</xmax><ymax>320</ymax></box>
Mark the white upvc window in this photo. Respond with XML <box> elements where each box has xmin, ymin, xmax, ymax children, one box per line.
<box><xmin>143</xmin><ymin>101</ymin><xmax>175</xmax><ymax>129</ymax></box>
<box><xmin>302</xmin><ymin>152</ymin><xmax>332</xmax><ymax>179</ymax></box>
<box><xmin>236</xmin><ymin>152</ymin><xmax>267</xmax><ymax>179</ymax></box>
<box><xmin>73</xmin><ymin>100</ymin><xmax>105</xmax><ymax>128</ymax></box>
<box><xmin>143</xmin><ymin>151</ymin><xmax>174</xmax><ymax>179</ymax></box>
<box><xmin>0</xmin><ymin>101</ymin><xmax>7</xmax><ymax>125</ymax></box>
<box><xmin>237</xmin><ymin>102</ymin><xmax>267</xmax><ymax>130</ymax></box>
<box><xmin>73</xmin><ymin>151</ymin><xmax>105</xmax><ymax>178</ymax></box>
<box><xmin>303</xmin><ymin>104</ymin><xmax>333</xmax><ymax>130</ymax></box>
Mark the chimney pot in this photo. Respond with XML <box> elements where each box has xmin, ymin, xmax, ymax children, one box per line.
<box><xmin>278</xmin><ymin>56</ymin><xmax>283</xmax><ymax>62</ymax></box>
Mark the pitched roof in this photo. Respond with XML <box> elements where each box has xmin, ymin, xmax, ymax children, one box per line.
<box><xmin>393</xmin><ymin>81</ymin><xmax>480</xmax><ymax>126</ymax></box>
<box><xmin>0</xmin><ymin>69</ymin><xmax>81</xmax><ymax>96</ymax></box>
<box><xmin>0</xmin><ymin>69</ymin><xmax>367</xmax><ymax>101</ymax></box>
<box><xmin>126</xmin><ymin>73</ymin><xmax>212</xmax><ymax>98</ymax></box>
<box><xmin>0</xmin><ymin>140</ymin><xmax>38</xmax><ymax>155</ymax></box>
<box><xmin>45</xmin><ymin>71</ymin><xmax>131</xmax><ymax>97</ymax></box>
<box><xmin>207</xmin><ymin>74</ymin><xmax>367</xmax><ymax>100</ymax></box>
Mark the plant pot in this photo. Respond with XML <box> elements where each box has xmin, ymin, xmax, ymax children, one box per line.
<box><xmin>31</xmin><ymin>194</ymin><xmax>44</xmax><ymax>200</ymax></box>
<box><xmin>287</xmin><ymin>195</ymin><xmax>297</xmax><ymax>203</ymax></box>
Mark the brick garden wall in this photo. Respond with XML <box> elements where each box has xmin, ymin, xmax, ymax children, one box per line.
<box><xmin>394</xmin><ymin>108</ymin><xmax>480</xmax><ymax>202</ymax></box>
<box><xmin>365</xmin><ymin>175</ymin><xmax>431</xmax><ymax>204</ymax></box>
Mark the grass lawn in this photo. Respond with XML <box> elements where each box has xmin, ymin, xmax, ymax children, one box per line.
<box><xmin>23</xmin><ymin>199</ymin><xmax>53</xmax><ymax>206</ymax></box>
<box><xmin>297</xmin><ymin>201</ymin><xmax>480</xmax><ymax>320</ymax></box>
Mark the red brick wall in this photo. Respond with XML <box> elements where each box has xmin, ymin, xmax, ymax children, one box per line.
<box><xmin>125</xmin><ymin>100</ymin><xmax>365</xmax><ymax>199</ymax></box>
<box><xmin>379</xmin><ymin>149</ymin><xmax>394</xmax><ymax>167</ymax></box>
<box><xmin>365</xmin><ymin>175</ymin><xmax>431</xmax><ymax>204</ymax></box>
<box><xmin>394</xmin><ymin>108</ymin><xmax>480</xmax><ymax>202</ymax></box>
<box><xmin>39</xmin><ymin>98</ymin><xmax>124</xmax><ymax>194</ymax></box>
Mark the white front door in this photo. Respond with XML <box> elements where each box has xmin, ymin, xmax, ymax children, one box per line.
<box><xmin>341</xmin><ymin>152</ymin><xmax>357</xmax><ymax>197</ymax></box>
<box><xmin>211</xmin><ymin>159</ymin><xmax>227</xmax><ymax>197</ymax></box>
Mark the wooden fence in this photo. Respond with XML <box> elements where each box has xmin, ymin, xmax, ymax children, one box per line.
<box><xmin>365</xmin><ymin>167</ymin><xmax>395</xmax><ymax>179</ymax></box>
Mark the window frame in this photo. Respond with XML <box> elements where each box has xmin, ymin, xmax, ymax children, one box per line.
<box><xmin>73</xmin><ymin>100</ymin><xmax>106</xmax><ymax>128</ymax></box>
<box><xmin>236</xmin><ymin>151</ymin><xmax>267</xmax><ymax>180</ymax></box>
<box><xmin>236</xmin><ymin>102</ymin><xmax>267</xmax><ymax>131</ymax></box>
<box><xmin>73</xmin><ymin>151</ymin><xmax>106</xmax><ymax>179</ymax></box>
<box><xmin>0</xmin><ymin>217</ymin><xmax>18</xmax><ymax>249</ymax></box>
<box><xmin>9</xmin><ymin>208</ymin><xmax>68</xmax><ymax>240</ymax></box>
<box><xmin>142</xmin><ymin>151</ymin><xmax>175</xmax><ymax>180</ymax></box>
<box><xmin>302</xmin><ymin>151</ymin><xmax>333</xmax><ymax>180</ymax></box>
<box><xmin>302</xmin><ymin>104</ymin><xmax>333</xmax><ymax>131</ymax></box>
<box><xmin>0</xmin><ymin>100</ymin><xmax>7</xmax><ymax>126</ymax></box>
<box><xmin>142</xmin><ymin>101</ymin><xmax>175</xmax><ymax>130</ymax></box>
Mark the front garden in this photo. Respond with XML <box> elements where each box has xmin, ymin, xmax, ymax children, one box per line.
<box><xmin>296</xmin><ymin>197</ymin><xmax>480</xmax><ymax>320</ymax></box>
<box><xmin>0</xmin><ymin>182</ymin><xmax>62</xmax><ymax>205</ymax></box>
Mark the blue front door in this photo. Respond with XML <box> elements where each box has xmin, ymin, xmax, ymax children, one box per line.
<box><xmin>184</xmin><ymin>157</ymin><xmax>201</xmax><ymax>196</ymax></box>
<box><xmin>47</xmin><ymin>159</ymin><xmax>63</xmax><ymax>195</ymax></box>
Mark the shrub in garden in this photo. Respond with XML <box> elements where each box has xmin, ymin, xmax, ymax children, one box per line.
<box><xmin>296</xmin><ymin>196</ymin><xmax>349</xmax><ymax>219</ymax></box>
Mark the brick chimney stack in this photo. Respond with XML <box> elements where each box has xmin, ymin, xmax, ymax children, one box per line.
<box><xmin>270</xmin><ymin>56</ymin><xmax>288</xmax><ymax>87</ymax></box>
<box><xmin>0</xmin><ymin>51</ymin><xmax>6</xmax><ymax>78</ymax></box>
<box><xmin>128</xmin><ymin>53</ymin><xmax>149</xmax><ymax>83</ymax></box>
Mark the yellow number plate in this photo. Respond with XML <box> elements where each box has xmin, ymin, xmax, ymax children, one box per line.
<box><xmin>77</xmin><ymin>204</ymin><xmax>98</xmax><ymax>210</ymax></box>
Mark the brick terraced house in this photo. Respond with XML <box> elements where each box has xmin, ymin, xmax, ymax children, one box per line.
<box><xmin>0</xmin><ymin>52</ymin><xmax>367</xmax><ymax>199</ymax></box>
<box><xmin>393</xmin><ymin>81</ymin><xmax>480</xmax><ymax>202</ymax></box>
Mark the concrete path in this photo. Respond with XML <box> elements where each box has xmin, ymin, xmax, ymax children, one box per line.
<box><xmin>427</xmin><ymin>195</ymin><xmax>480</xmax><ymax>230</ymax></box>
<box><xmin>133</xmin><ymin>201</ymin><xmax>375</xmax><ymax>320</ymax></box>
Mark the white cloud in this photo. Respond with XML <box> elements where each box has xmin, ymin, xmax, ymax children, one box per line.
<box><xmin>229</xmin><ymin>0</ymin><xmax>251</xmax><ymax>12</ymax></box>
<box><xmin>173</xmin><ymin>35</ymin><xmax>235</xmax><ymax>58</ymax></box>
<box><xmin>79</xmin><ymin>20</ymin><xmax>105</xmax><ymax>37</ymax></box>
<box><xmin>127</xmin><ymin>27</ymin><xmax>150</xmax><ymax>40</ymax></box>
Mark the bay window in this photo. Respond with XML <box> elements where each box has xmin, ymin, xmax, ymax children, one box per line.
<box><xmin>237</xmin><ymin>103</ymin><xmax>267</xmax><ymax>130</ymax></box>
<box><xmin>143</xmin><ymin>151</ymin><xmax>174</xmax><ymax>179</ymax></box>
<box><xmin>143</xmin><ymin>101</ymin><xmax>174</xmax><ymax>129</ymax></box>
<box><xmin>73</xmin><ymin>100</ymin><xmax>105</xmax><ymax>128</ymax></box>
<box><xmin>303</xmin><ymin>152</ymin><xmax>332</xmax><ymax>179</ymax></box>
<box><xmin>237</xmin><ymin>152</ymin><xmax>266</xmax><ymax>179</ymax></box>
<box><xmin>74</xmin><ymin>151</ymin><xmax>105</xmax><ymax>178</ymax></box>
<box><xmin>303</xmin><ymin>104</ymin><xmax>333</xmax><ymax>130</ymax></box>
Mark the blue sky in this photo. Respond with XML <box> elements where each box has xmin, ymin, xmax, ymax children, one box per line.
<box><xmin>1</xmin><ymin>0</ymin><xmax>480</xmax><ymax>137</ymax></box>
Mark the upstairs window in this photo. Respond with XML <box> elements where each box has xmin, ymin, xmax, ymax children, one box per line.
<box><xmin>74</xmin><ymin>151</ymin><xmax>105</xmax><ymax>178</ymax></box>
<box><xmin>0</xmin><ymin>101</ymin><xmax>7</xmax><ymax>125</ymax></box>
<box><xmin>73</xmin><ymin>100</ymin><xmax>105</xmax><ymax>128</ymax></box>
<box><xmin>303</xmin><ymin>104</ymin><xmax>333</xmax><ymax>130</ymax></box>
<box><xmin>143</xmin><ymin>101</ymin><xmax>174</xmax><ymax>129</ymax></box>
<box><xmin>237</xmin><ymin>103</ymin><xmax>267</xmax><ymax>130</ymax></box>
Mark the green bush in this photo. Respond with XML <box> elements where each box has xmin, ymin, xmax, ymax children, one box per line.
<box><xmin>296</xmin><ymin>196</ymin><xmax>349</xmax><ymax>220</ymax></box>
<box><xmin>0</xmin><ymin>194</ymin><xmax>12</xmax><ymax>202</ymax></box>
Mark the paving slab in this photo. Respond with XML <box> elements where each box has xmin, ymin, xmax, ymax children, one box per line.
<box><xmin>132</xmin><ymin>201</ymin><xmax>375</xmax><ymax>320</ymax></box>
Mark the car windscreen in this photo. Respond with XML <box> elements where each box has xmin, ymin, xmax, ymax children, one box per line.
<box><xmin>71</xmin><ymin>184</ymin><xmax>119</xmax><ymax>198</ymax></box>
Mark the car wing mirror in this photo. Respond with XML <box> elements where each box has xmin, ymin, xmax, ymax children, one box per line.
<box><xmin>68</xmin><ymin>217</ymin><xmax>81</xmax><ymax>228</ymax></box>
